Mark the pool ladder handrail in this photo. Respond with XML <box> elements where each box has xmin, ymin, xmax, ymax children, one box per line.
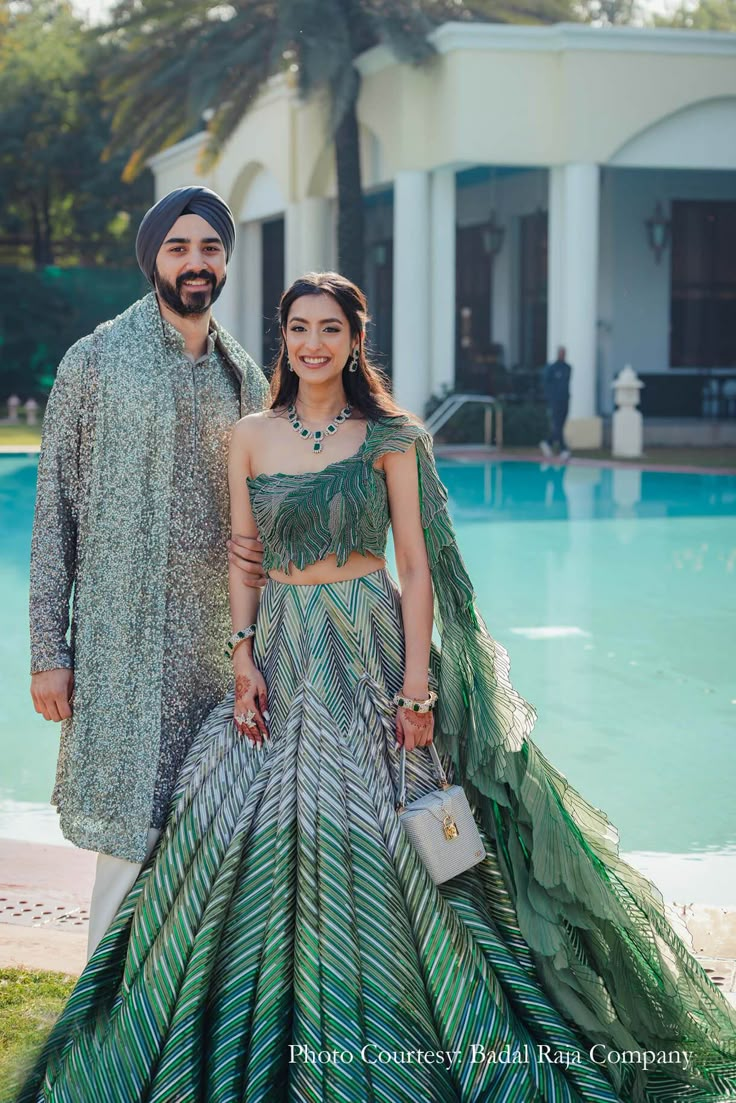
<box><xmin>424</xmin><ymin>394</ymin><xmax>502</xmax><ymax>449</ymax></box>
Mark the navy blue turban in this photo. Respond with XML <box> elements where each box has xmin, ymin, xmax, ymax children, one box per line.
<box><xmin>135</xmin><ymin>186</ymin><xmax>236</xmax><ymax>285</ymax></box>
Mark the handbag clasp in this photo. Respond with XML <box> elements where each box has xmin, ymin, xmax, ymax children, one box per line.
<box><xmin>442</xmin><ymin>814</ymin><xmax>459</xmax><ymax>840</ymax></box>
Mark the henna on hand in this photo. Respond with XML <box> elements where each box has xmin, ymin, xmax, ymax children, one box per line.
<box><xmin>399</xmin><ymin>707</ymin><xmax>434</xmax><ymax>747</ymax></box>
<box><xmin>235</xmin><ymin>673</ymin><xmax>252</xmax><ymax>698</ymax></box>
<box><xmin>401</xmin><ymin>709</ymin><xmax>432</xmax><ymax>729</ymax></box>
<box><xmin>234</xmin><ymin>671</ymin><xmax>270</xmax><ymax>745</ymax></box>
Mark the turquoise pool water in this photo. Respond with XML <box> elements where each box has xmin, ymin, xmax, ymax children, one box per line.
<box><xmin>2</xmin><ymin>455</ymin><xmax>735</xmax><ymax>902</ymax></box>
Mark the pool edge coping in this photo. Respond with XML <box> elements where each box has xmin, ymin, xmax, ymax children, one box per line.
<box><xmin>435</xmin><ymin>447</ymin><xmax>736</xmax><ymax>476</ymax></box>
<box><xmin>3</xmin><ymin>444</ymin><xmax>735</xmax><ymax>475</ymax></box>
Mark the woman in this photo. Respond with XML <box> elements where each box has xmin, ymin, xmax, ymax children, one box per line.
<box><xmin>17</xmin><ymin>273</ymin><xmax>736</xmax><ymax>1103</ymax></box>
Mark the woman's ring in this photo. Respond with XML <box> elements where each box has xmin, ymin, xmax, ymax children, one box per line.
<box><xmin>235</xmin><ymin>710</ymin><xmax>257</xmax><ymax>729</ymax></box>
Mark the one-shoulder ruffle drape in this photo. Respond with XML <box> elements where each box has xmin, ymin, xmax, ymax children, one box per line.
<box><xmin>365</xmin><ymin>416</ymin><xmax>736</xmax><ymax>1103</ymax></box>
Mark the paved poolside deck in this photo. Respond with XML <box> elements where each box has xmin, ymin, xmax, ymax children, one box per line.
<box><xmin>1</xmin><ymin>839</ymin><xmax>93</xmax><ymax>972</ymax></box>
<box><xmin>0</xmin><ymin>443</ymin><xmax>40</xmax><ymax>454</ymax></box>
<box><xmin>1</xmin><ymin>837</ymin><xmax>735</xmax><ymax>1011</ymax></box>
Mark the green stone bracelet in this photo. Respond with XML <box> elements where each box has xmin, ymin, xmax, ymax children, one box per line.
<box><xmin>393</xmin><ymin>689</ymin><xmax>438</xmax><ymax>713</ymax></box>
<box><xmin>224</xmin><ymin>624</ymin><xmax>257</xmax><ymax>659</ymax></box>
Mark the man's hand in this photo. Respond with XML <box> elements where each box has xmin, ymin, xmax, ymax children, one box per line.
<box><xmin>31</xmin><ymin>668</ymin><xmax>74</xmax><ymax>722</ymax></box>
<box><xmin>227</xmin><ymin>534</ymin><xmax>267</xmax><ymax>588</ymax></box>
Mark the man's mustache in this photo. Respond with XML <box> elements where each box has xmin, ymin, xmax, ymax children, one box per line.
<box><xmin>176</xmin><ymin>270</ymin><xmax>216</xmax><ymax>291</ymax></box>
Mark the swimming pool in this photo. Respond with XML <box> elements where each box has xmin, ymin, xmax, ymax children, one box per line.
<box><xmin>2</xmin><ymin>454</ymin><xmax>735</xmax><ymax>903</ymax></box>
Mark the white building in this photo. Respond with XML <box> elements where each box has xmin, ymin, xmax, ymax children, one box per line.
<box><xmin>151</xmin><ymin>22</ymin><xmax>736</xmax><ymax>446</ymax></box>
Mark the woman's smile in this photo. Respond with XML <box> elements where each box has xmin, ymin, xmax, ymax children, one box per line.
<box><xmin>300</xmin><ymin>355</ymin><xmax>331</xmax><ymax>368</ymax></box>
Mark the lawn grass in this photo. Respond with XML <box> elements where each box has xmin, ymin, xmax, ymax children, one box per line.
<box><xmin>0</xmin><ymin>424</ymin><xmax>41</xmax><ymax>447</ymax></box>
<box><xmin>0</xmin><ymin>967</ymin><xmax>75</xmax><ymax>1099</ymax></box>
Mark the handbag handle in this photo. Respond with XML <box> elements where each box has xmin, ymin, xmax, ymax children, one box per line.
<box><xmin>396</xmin><ymin>741</ymin><xmax>449</xmax><ymax>811</ymax></box>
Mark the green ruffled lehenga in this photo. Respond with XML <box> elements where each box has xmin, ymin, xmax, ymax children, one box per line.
<box><xmin>16</xmin><ymin>417</ymin><xmax>736</xmax><ymax>1103</ymax></box>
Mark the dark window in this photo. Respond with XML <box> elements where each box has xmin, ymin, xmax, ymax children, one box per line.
<box><xmin>261</xmin><ymin>217</ymin><xmax>284</xmax><ymax>371</ymax></box>
<box><xmin>455</xmin><ymin>225</ymin><xmax>493</xmax><ymax>393</ymax></box>
<box><xmin>519</xmin><ymin>209</ymin><xmax>548</xmax><ymax>370</ymax></box>
<box><xmin>366</xmin><ymin>240</ymin><xmax>393</xmax><ymax>376</ymax></box>
<box><xmin>364</xmin><ymin>189</ymin><xmax>394</xmax><ymax>376</ymax></box>
<box><xmin>670</xmin><ymin>200</ymin><xmax>736</xmax><ymax>368</ymax></box>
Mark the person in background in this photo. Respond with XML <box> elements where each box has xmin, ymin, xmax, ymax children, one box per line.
<box><xmin>28</xmin><ymin>186</ymin><xmax>268</xmax><ymax>959</ymax></box>
<box><xmin>540</xmin><ymin>344</ymin><xmax>572</xmax><ymax>461</ymax></box>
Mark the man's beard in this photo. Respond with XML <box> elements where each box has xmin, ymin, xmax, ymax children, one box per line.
<box><xmin>154</xmin><ymin>267</ymin><xmax>226</xmax><ymax>317</ymax></box>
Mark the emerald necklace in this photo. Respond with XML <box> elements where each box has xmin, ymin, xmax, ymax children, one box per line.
<box><xmin>287</xmin><ymin>402</ymin><xmax>353</xmax><ymax>454</ymax></box>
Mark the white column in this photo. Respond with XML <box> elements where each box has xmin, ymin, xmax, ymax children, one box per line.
<box><xmin>392</xmin><ymin>171</ymin><xmax>431</xmax><ymax>414</ymax></box>
<box><xmin>547</xmin><ymin>167</ymin><xmax>566</xmax><ymax>373</ymax></box>
<box><xmin>492</xmin><ymin>213</ymin><xmax>515</xmax><ymax>367</ymax></box>
<box><xmin>284</xmin><ymin>197</ymin><xmax>334</xmax><ymax>283</ymax></box>
<box><xmin>430</xmin><ymin>168</ymin><xmax>456</xmax><ymax>395</ymax></box>
<box><xmin>547</xmin><ymin>163</ymin><xmax>602</xmax><ymax>448</ymax></box>
<box><xmin>241</xmin><ymin>220</ymin><xmax>263</xmax><ymax>363</ymax></box>
<box><xmin>299</xmin><ymin>197</ymin><xmax>333</xmax><ymax>274</ymax></box>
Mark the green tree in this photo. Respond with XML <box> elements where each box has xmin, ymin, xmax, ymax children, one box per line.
<box><xmin>655</xmin><ymin>0</ymin><xmax>736</xmax><ymax>29</ymax></box>
<box><xmin>575</xmin><ymin>0</ymin><xmax>640</xmax><ymax>23</ymax></box>
<box><xmin>463</xmin><ymin>0</ymin><xmax>574</xmax><ymax>21</ymax></box>
<box><xmin>466</xmin><ymin>0</ymin><xmax>643</xmax><ymax>25</ymax></box>
<box><xmin>0</xmin><ymin>0</ymin><xmax>152</xmax><ymax>268</ymax></box>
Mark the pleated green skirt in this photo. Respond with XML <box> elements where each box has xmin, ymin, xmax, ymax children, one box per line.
<box><xmin>16</xmin><ymin>571</ymin><xmax>736</xmax><ymax>1102</ymax></box>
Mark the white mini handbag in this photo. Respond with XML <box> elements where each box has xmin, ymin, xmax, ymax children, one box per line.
<box><xmin>395</xmin><ymin>741</ymin><xmax>486</xmax><ymax>885</ymax></box>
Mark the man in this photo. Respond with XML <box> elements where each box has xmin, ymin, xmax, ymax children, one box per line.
<box><xmin>540</xmin><ymin>345</ymin><xmax>572</xmax><ymax>461</ymax></box>
<box><xmin>29</xmin><ymin>186</ymin><xmax>268</xmax><ymax>957</ymax></box>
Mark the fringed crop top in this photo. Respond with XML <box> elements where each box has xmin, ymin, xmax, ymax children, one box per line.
<box><xmin>246</xmin><ymin>415</ymin><xmax>432</xmax><ymax>575</ymax></box>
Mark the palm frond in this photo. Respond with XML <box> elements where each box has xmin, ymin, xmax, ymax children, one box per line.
<box><xmin>102</xmin><ymin>0</ymin><xmax>483</xmax><ymax>178</ymax></box>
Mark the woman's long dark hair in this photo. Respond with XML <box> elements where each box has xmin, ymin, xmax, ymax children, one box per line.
<box><xmin>269</xmin><ymin>271</ymin><xmax>410</xmax><ymax>421</ymax></box>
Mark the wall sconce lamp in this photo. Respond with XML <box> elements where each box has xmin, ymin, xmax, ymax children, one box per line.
<box><xmin>373</xmin><ymin>243</ymin><xmax>387</xmax><ymax>266</ymax></box>
<box><xmin>482</xmin><ymin>212</ymin><xmax>505</xmax><ymax>259</ymax></box>
<box><xmin>645</xmin><ymin>201</ymin><xmax>671</xmax><ymax>264</ymax></box>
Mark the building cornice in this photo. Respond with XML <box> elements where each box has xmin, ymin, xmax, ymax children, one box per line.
<box><xmin>431</xmin><ymin>21</ymin><xmax>736</xmax><ymax>57</ymax></box>
<box><xmin>356</xmin><ymin>21</ymin><xmax>736</xmax><ymax>74</ymax></box>
<box><xmin>148</xmin><ymin>133</ymin><xmax>205</xmax><ymax>171</ymax></box>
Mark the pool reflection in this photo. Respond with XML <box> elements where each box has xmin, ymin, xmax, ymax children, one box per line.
<box><xmin>438</xmin><ymin>459</ymin><xmax>736</xmax><ymax>522</ymax></box>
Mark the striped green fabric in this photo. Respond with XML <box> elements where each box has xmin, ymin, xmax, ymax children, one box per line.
<box><xmin>15</xmin><ymin>418</ymin><xmax>736</xmax><ymax>1102</ymax></box>
<box><xmin>17</xmin><ymin>573</ymin><xmax>620</xmax><ymax>1102</ymax></box>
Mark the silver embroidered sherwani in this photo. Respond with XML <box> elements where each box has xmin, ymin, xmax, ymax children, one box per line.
<box><xmin>29</xmin><ymin>292</ymin><xmax>270</xmax><ymax>861</ymax></box>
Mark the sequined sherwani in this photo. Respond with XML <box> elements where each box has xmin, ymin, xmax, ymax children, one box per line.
<box><xmin>29</xmin><ymin>292</ymin><xmax>270</xmax><ymax>861</ymax></box>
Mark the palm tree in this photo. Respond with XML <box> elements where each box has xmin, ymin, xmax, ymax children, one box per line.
<box><xmin>103</xmin><ymin>0</ymin><xmax>582</xmax><ymax>284</ymax></box>
<box><xmin>103</xmin><ymin>0</ymin><xmax>458</xmax><ymax>285</ymax></box>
